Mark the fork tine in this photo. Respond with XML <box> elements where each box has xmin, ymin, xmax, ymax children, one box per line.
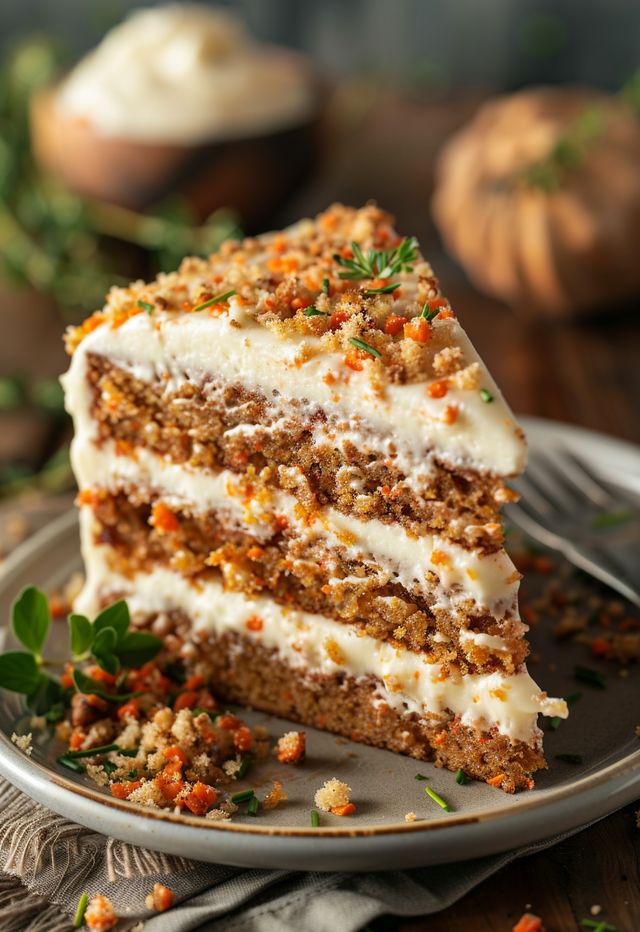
<box><xmin>527</xmin><ymin>450</ymin><xmax>594</xmax><ymax>512</ymax></box>
<box><xmin>519</xmin><ymin>463</ymin><xmax>574</xmax><ymax>516</ymax></box>
<box><xmin>553</xmin><ymin>448</ymin><xmax>622</xmax><ymax>509</ymax></box>
<box><xmin>512</xmin><ymin>475</ymin><xmax>556</xmax><ymax>518</ymax></box>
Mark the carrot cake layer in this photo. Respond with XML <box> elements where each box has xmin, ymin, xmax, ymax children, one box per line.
<box><xmin>63</xmin><ymin>203</ymin><xmax>566</xmax><ymax>788</ymax></box>
<box><xmin>74</xmin><ymin>554</ymin><xmax>559</xmax><ymax>791</ymax></box>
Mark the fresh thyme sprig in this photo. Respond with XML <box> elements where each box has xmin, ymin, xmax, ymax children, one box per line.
<box><xmin>0</xmin><ymin>586</ymin><xmax>161</xmax><ymax>714</ymax></box>
<box><xmin>334</xmin><ymin>237</ymin><xmax>419</xmax><ymax>281</ymax></box>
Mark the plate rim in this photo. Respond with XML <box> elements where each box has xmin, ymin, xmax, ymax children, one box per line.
<box><xmin>0</xmin><ymin>416</ymin><xmax>638</xmax><ymax>864</ymax></box>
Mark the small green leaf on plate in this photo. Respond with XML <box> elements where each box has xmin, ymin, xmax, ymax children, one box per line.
<box><xmin>0</xmin><ymin>651</ymin><xmax>41</xmax><ymax>694</ymax></box>
<box><xmin>11</xmin><ymin>586</ymin><xmax>50</xmax><ymax>658</ymax></box>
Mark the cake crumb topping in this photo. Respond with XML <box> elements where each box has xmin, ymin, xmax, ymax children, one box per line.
<box><xmin>314</xmin><ymin>777</ymin><xmax>352</xmax><ymax>812</ymax></box>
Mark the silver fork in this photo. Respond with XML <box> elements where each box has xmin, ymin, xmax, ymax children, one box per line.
<box><xmin>506</xmin><ymin>447</ymin><xmax>640</xmax><ymax>608</ymax></box>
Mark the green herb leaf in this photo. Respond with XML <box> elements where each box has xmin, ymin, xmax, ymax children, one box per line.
<box><xmin>93</xmin><ymin>600</ymin><xmax>130</xmax><ymax>642</ymax></box>
<box><xmin>303</xmin><ymin>305</ymin><xmax>328</xmax><ymax>317</ymax></box>
<box><xmin>424</xmin><ymin>786</ymin><xmax>452</xmax><ymax>812</ymax></box>
<box><xmin>349</xmin><ymin>337</ymin><xmax>381</xmax><ymax>358</ymax></box>
<box><xmin>27</xmin><ymin>674</ymin><xmax>63</xmax><ymax>714</ymax></box>
<box><xmin>231</xmin><ymin>789</ymin><xmax>255</xmax><ymax>804</ymax></box>
<box><xmin>414</xmin><ymin>773</ymin><xmax>428</xmax><ymax>781</ymax></box>
<box><xmin>310</xmin><ymin>809</ymin><xmax>320</xmax><ymax>827</ymax></box>
<box><xmin>455</xmin><ymin>769</ymin><xmax>470</xmax><ymax>785</ymax></box>
<box><xmin>364</xmin><ymin>282</ymin><xmax>399</xmax><ymax>295</ymax></box>
<box><xmin>248</xmin><ymin>796</ymin><xmax>260</xmax><ymax>816</ymax></box>
<box><xmin>321</xmin><ymin>278</ymin><xmax>330</xmax><ymax>294</ymax></box>
<box><xmin>0</xmin><ymin>651</ymin><xmax>41</xmax><ymax>694</ymax></box>
<box><xmin>555</xmin><ymin>753</ymin><xmax>583</xmax><ymax>764</ymax></box>
<box><xmin>92</xmin><ymin>625</ymin><xmax>118</xmax><ymax>656</ymax></box>
<box><xmin>420</xmin><ymin>302</ymin><xmax>438</xmax><ymax>321</ymax></box>
<box><xmin>69</xmin><ymin>614</ymin><xmax>93</xmax><ymax>657</ymax></box>
<box><xmin>236</xmin><ymin>753</ymin><xmax>252</xmax><ymax>779</ymax></box>
<box><xmin>58</xmin><ymin>755</ymin><xmax>85</xmax><ymax>774</ymax></box>
<box><xmin>574</xmin><ymin>665</ymin><xmax>606</xmax><ymax>689</ymax></box>
<box><xmin>114</xmin><ymin>631</ymin><xmax>162</xmax><ymax>668</ymax></box>
<box><xmin>193</xmin><ymin>290</ymin><xmax>236</xmax><ymax>313</ymax></box>
<box><xmin>335</xmin><ymin>237</ymin><xmax>419</xmax><ymax>281</ymax></box>
<box><xmin>11</xmin><ymin>586</ymin><xmax>50</xmax><ymax>659</ymax></box>
<box><xmin>136</xmin><ymin>300</ymin><xmax>153</xmax><ymax>314</ymax></box>
<box><xmin>479</xmin><ymin>388</ymin><xmax>494</xmax><ymax>403</ymax></box>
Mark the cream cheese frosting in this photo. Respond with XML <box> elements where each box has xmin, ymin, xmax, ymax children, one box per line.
<box><xmin>56</xmin><ymin>5</ymin><xmax>315</xmax><ymax>143</ymax></box>
<box><xmin>75</xmin><ymin>519</ymin><xmax>567</xmax><ymax>744</ymax></box>
<box><xmin>63</xmin><ymin>299</ymin><xmax>526</xmax><ymax>477</ymax></box>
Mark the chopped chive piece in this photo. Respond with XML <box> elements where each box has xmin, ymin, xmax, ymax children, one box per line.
<box><xmin>414</xmin><ymin>773</ymin><xmax>429</xmax><ymax>781</ymax></box>
<box><xmin>303</xmin><ymin>305</ymin><xmax>328</xmax><ymax>317</ymax></box>
<box><xmin>580</xmin><ymin>920</ymin><xmax>617</xmax><ymax>931</ymax></box>
<box><xmin>574</xmin><ymin>665</ymin><xmax>606</xmax><ymax>689</ymax></box>
<box><xmin>65</xmin><ymin>743</ymin><xmax>130</xmax><ymax>760</ymax></box>
<box><xmin>424</xmin><ymin>786</ymin><xmax>452</xmax><ymax>812</ymax></box>
<box><xmin>349</xmin><ymin>337</ymin><xmax>381</xmax><ymax>358</ymax></box>
<box><xmin>128</xmin><ymin>769</ymin><xmax>138</xmax><ymax>778</ymax></box>
<box><xmin>321</xmin><ymin>278</ymin><xmax>330</xmax><ymax>294</ymax></box>
<box><xmin>248</xmin><ymin>796</ymin><xmax>260</xmax><ymax>816</ymax></box>
<box><xmin>236</xmin><ymin>754</ymin><xmax>252</xmax><ymax>779</ymax></box>
<box><xmin>555</xmin><ymin>753</ymin><xmax>583</xmax><ymax>764</ymax></box>
<box><xmin>455</xmin><ymin>769</ymin><xmax>470</xmax><ymax>785</ymax></box>
<box><xmin>479</xmin><ymin>388</ymin><xmax>494</xmax><ymax>403</ymax></box>
<box><xmin>365</xmin><ymin>282</ymin><xmax>399</xmax><ymax>295</ymax></box>
<box><xmin>73</xmin><ymin>892</ymin><xmax>89</xmax><ymax>928</ymax></box>
<box><xmin>591</xmin><ymin>509</ymin><xmax>633</xmax><ymax>529</ymax></box>
<box><xmin>103</xmin><ymin>762</ymin><xmax>117</xmax><ymax>774</ymax></box>
<box><xmin>230</xmin><ymin>789</ymin><xmax>255</xmax><ymax>804</ymax></box>
<box><xmin>136</xmin><ymin>300</ymin><xmax>154</xmax><ymax>314</ymax></box>
<box><xmin>57</xmin><ymin>755</ymin><xmax>85</xmax><ymax>773</ymax></box>
<box><xmin>193</xmin><ymin>290</ymin><xmax>236</xmax><ymax>312</ymax></box>
<box><xmin>310</xmin><ymin>809</ymin><xmax>320</xmax><ymax>827</ymax></box>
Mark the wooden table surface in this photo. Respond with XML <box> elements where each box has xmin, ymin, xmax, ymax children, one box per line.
<box><xmin>1</xmin><ymin>88</ymin><xmax>638</xmax><ymax>931</ymax></box>
<box><xmin>286</xmin><ymin>89</ymin><xmax>640</xmax><ymax>932</ymax></box>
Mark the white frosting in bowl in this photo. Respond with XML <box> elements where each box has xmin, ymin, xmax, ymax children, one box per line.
<box><xmin>56</xmin><ymin>4</ymin><xmax>316</xmax><ymax>143</ymax></box>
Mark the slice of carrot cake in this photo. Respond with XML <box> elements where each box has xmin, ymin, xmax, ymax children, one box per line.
<box><xmin>62</xmin><ymin>203</ymin><xmax>567</xmax><ymax>791</ymax></box>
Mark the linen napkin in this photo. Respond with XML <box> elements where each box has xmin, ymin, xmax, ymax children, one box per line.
<box><xmin>0</xmin><ymin>777</ymin><xmax>596</xmax><ymax>932</ymax></box>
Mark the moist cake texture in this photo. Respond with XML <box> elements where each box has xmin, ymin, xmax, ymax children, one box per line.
<box><xmin>63</xmin><ymin>202</ymin><xmax>567</xmax><ymax>791</ymax></box>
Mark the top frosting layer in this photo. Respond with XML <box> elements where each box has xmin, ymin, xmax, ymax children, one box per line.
<box><xmin>65</xmin><ymin>203</ymin><xmax>527</xmax><ymax>476</ymax></box>
<box><xmin>56</xmin><ymin>4</ymin><xmax>315</xmax><ymax>143</ymax></box>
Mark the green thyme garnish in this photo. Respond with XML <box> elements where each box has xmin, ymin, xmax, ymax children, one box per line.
<box><xmin>591</xmin><ymin>509</ymin><xmax>634</xmax><ymax>530</ymax></box>
<box><xmin>424</xmin><ymin>786</ymin><xmax>452</xmax><ymax>812</ymax></box>
<box><xmin>349</xmin><ymin>337</ymin><xmax>381</xmax><ymax>358</ymax></box>
<box><xmin>555</xmin><ymin>753</ymin><xmax>583</xmax><ymax>764</ymax></box>
<box><xmin>455</xmin><ymin>769</ymin><xmax>471</xmax><ymax>785</ymax></box>
<box><xmin>248</xmin><ymin>796</ymin><xmax>260</xmax><ymax>816</ymax></box>
<box><xmin>192</xmin><ymin>289</ymin><xmax>236</xmax><ymax>313</ymax></box>
<box><xmin>421</xmin><ymin>302</ymin><xmax>438</xmax><ymax>321</ymax></box>
<box><xmin>230</xmin><ymin>789</ymin><xmax>255</xmax><ymax>804</ymax></box>
<box><xmin>310</xmin><ymin>809</ymin><xmax>320</xmax><ymax>827</ymax></box>
<box><xmin>334</xmin><ymin>237</ymin><xmax>419</xmax><ymax>281</ymax></box>
<box><xmin>73</xmin><ymin>892</ymin><xmax>89</xmax><ymax>929</ymax></box>
<box><xmin>479</xmin><ymin>388</ymin><xmax>494</xmax><ymax>403</ymax></box>
<box><xmin>364</xmin><ymin>282</ymin><xmax>399</xmax><ymax>295</ymax></box>
<box><xmin>303</xmin><ymin>306</ymin><xmax>328</xmax><ymax>317</ymax></box>
<box><xmin>321</xmin><ymin>278</ymin><xmax>330</xmax><ymax>294</ymax></box>
<box><xmin>575</xmin><ymin>665</ymin><xmax>607</xmax><ymax>689</ymax></box>
<box><xmin>136</xmin><ymin>300</ymin><xmax>154</xmax><ymax>314</ymax></box>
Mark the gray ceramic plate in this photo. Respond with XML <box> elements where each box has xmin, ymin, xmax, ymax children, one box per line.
<box><xmin>0</xmin><ymin>417</ymin><xmax>638</xmax><ymax>871</ymax></box>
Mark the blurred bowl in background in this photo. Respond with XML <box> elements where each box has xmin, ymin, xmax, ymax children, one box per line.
<box><xmin>432</xmin><ymin>86</ymin><xmax>640</xmax><ymax>319</ymax></box>
<box><xmin>30</xmin><ymin>4</ymin><xmax>323</xmax><ymax>228</ymax></box>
